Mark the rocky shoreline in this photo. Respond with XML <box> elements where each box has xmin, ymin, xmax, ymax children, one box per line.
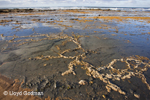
<box><xmin>0</xmin><ymin>9</ymin><xmax>150</xmax><ymax>100</ymax></box>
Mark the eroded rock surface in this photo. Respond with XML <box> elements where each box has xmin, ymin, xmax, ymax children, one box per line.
<box><xmin>0</xmin><ymin>33</ymin><xmax>150</xmax><ymax>100</ymax></box>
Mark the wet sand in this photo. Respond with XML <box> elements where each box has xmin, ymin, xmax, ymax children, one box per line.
<box><xmin>0</xmin><ymin>9</ymin><xmax>150</xmax><ymax>100</ymax></box>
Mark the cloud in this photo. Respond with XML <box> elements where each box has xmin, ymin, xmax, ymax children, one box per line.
<box><xmin>0</xmin><ymin>1</ymin><xmax>10</xmax><ymax>5</ymax></box>
<box><xmin>0</xmin><ymin>0</ymin><xmax>25</xmax><ymax>7</ymax></box>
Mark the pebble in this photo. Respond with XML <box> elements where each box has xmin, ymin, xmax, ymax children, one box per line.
<box><xmin>78</xmin><ymin>80</ymin><xmax>87</xmax><ymax>85</ymax></box>
<box><xmin>134</xmin><ymin>93</ymin><xmax>140</xmax><ymax>98</ymax></box>
<box><xmin>54</xmin><ymin>82</ymin><xmax>57</xmax><ymax>89</ymax></box>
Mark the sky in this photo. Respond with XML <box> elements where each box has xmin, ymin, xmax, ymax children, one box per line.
<box><xmin>0</xmin><ymin>0</ymin><xmax>150</xmax><ymax>7</ymax></box>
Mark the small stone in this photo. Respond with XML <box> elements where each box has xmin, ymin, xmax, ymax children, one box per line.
<box><xmin>102</xmin><ymin>95</ymin><xmax>106</xmax><ymax>98</ymax></box>
<box><xmin>78</xmin><ymin>80</ymin><xmax>87</xmax><ymax>85</ymax></box>
<box><xmin>129</xmin><ymin>89</ymin><xmax>133</xmax><ymax>94</ymax></box>
<box><xmin>29</xmin><ymin>83</ymin><xmax>32</xmax><ymax>87</ymax></box>
<box><xmin>89</xmin><ymin>81</ymin><xmax>93</xmax><ymax>84</ymax></box>
<box><xmin>54</xmin><ymin>82</ymin><xmax>57</xmax><ymax>89</ymax></box>
<box><xmin>54</xmin><ymin>81</ymin><xmax>60</xmax><ymax>89</ymax></box>
<box><xmin>134</xmin><ymin>93</ymin><xmax>140</xmax><ymax>98</ymax></box>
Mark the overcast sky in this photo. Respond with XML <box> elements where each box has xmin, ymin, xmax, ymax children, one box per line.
<box><xmin>0</xmin><ymin>0</ymin><xmax>149</xmax><ymax>7</ymax></box>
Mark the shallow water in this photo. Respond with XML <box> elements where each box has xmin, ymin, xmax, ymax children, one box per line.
<box><xmin>0</xmin><ymin>10</ymin><xmax>150</xmax><ymax>100</ymax></box>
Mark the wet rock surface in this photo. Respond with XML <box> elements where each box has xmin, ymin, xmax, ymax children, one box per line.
<box><xmin>0</xmin><ymin>33</ymin><xmax>149</xmax><ymax>100</ymax></box>
<box><xmin>0</xmin><ymin>9</ymin><xmax>150</xmax><ymax>100</ymax></box>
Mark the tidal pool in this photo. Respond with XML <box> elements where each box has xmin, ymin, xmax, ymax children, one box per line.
<box><xmin>0</xmin><ymin>9</ymin><xmax>150</xmax><ymax>100</ymax></box>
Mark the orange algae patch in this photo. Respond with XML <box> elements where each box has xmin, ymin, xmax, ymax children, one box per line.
<box><xmin>79</xmin><ymin>16</ymin><xmax>150</xmax><ymax>23</ymax></box>
<box><xmin>134</xmin><ymin>55</ymin><xmax>149</xmax><ymax>61</ymax></box>
<box><xmin>0</xmin><ymin>19</ymin><xmax>13</xmax><ymax>23</ymax></box>
<box><xmin>55</xmin><ymin>20</ymin><xmax>64</xmax><ymax>23</ymax></box>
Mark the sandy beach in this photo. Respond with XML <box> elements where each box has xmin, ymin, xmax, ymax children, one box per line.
<box><xmin>0</xmin><ymin>8</ymin><xmax>150</xmax><ymax>100</ymax></box>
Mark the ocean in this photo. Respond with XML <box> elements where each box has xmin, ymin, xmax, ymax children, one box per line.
<box><xmin>0</xmin><ymin>6</ymin><xmax>150</xmax><ymax>12</ymax></box>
